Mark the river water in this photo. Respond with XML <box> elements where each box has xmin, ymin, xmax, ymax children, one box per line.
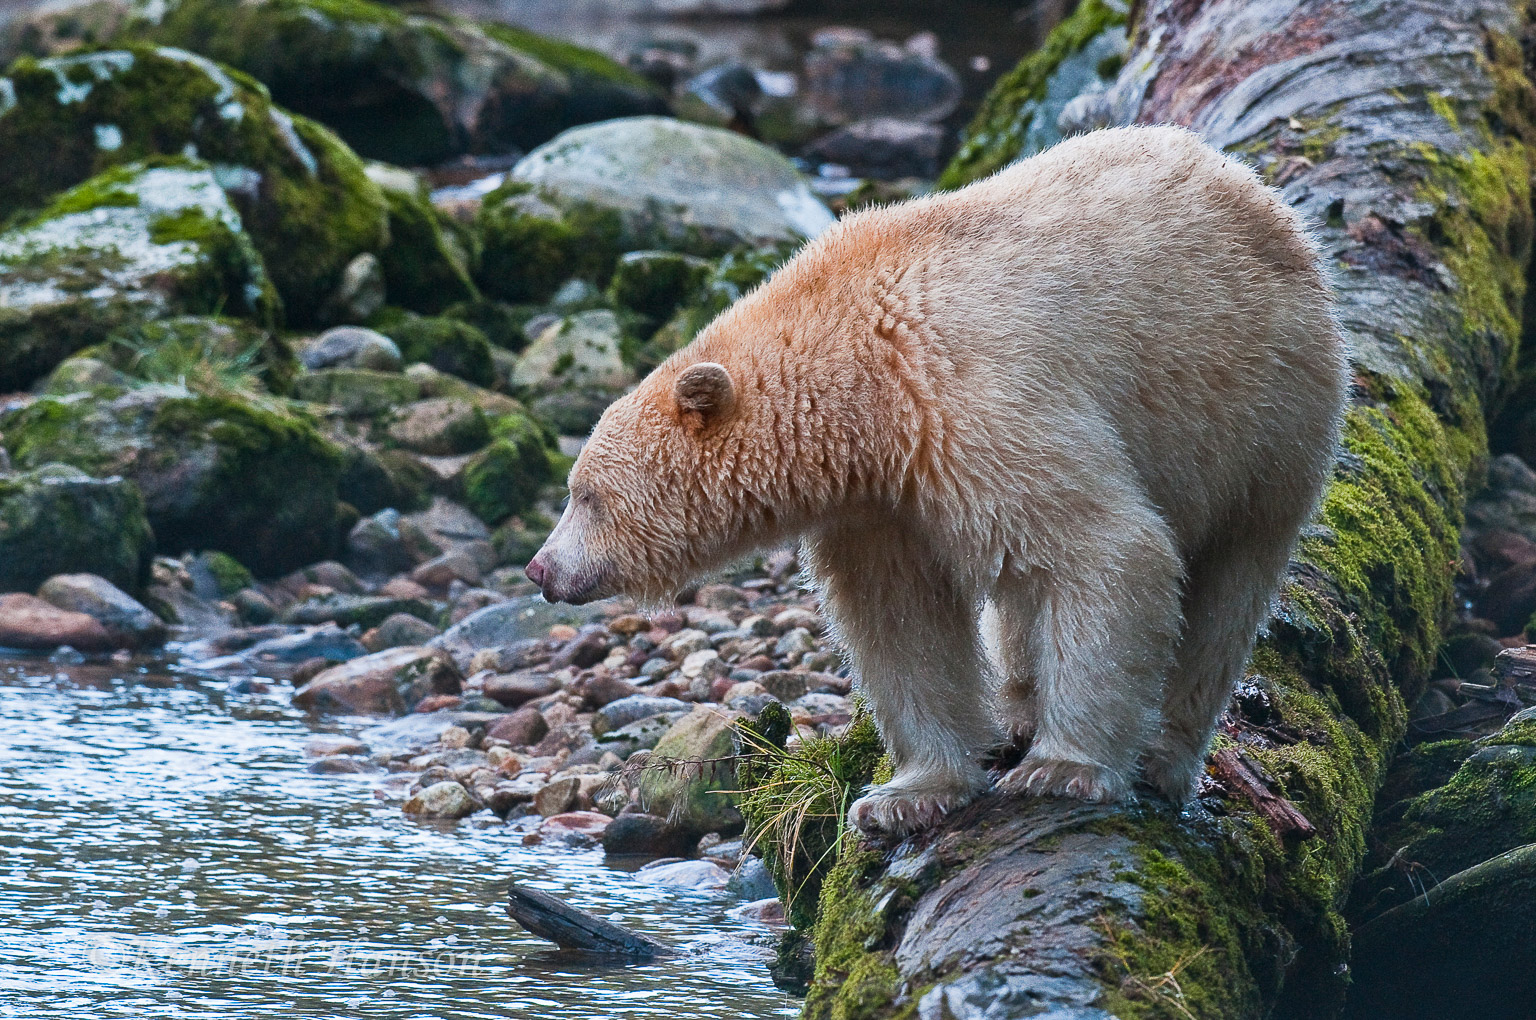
<box><xmin>0</xmin><ymin>656</ymin><xmax>796</xmax><ymax>1019</ymax></box>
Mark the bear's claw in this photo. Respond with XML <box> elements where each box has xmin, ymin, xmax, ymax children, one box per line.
<box><xmin>847</xmin><ymin>782</ymin><xmax>978</xmax><ymax>839</ymax></box>
<box><xmin>996</xmin><ymin>755</ymin><xmax>1129</xmax><ymax>803</ymax></box>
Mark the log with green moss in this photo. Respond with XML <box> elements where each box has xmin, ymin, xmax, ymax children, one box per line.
<box><xmin>739</xmin><ymin>0</ymin><xmax>1536</xmax><ymax>1016</ymax></box>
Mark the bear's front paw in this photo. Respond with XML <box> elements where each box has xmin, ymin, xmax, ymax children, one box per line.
<box><xmin>997</xmin><ymin>755</ymin><xmax>1129</xmax><ymax>803</ymax></box>
<box><xmin>847</xmin><ymin>781</ymin><xmax>978</xmax><ymax>839</ymax></box>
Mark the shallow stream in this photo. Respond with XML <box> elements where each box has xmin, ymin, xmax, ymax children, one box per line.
<box><xmin>0</xmin><ymin>656</ymin><xmax>795</xmax><ymax>1019</ymax></box>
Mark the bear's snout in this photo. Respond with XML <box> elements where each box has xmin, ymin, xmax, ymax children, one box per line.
<box><xmin>525</xmin><ymin>548</ymin><xmax>601</xmax><ymax>605</ymax></box>
<box><xmin>524</xmin><ymin>554</ymin><xmax>548</xmax><ymax>590</ymax></box>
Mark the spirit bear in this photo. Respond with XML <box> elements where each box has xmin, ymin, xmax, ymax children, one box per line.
<box><xmin>526</xmin><ymin>125</ymin><xmax>1348</xmax><ymax>837</ymax></box>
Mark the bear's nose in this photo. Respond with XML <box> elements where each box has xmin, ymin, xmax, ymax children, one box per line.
<box><xmin>525</xmin><ymin>555</ymin><xmax>548</xmax><ymax>590</ymax></box>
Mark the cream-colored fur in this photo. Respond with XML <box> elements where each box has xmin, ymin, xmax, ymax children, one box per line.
<box><xmin>527</xmin><ymin>125</ymin><xmax>1348</xmax><ymax>838</ymax></box>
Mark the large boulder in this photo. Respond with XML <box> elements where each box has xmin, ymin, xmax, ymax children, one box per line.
<box><xmin>476</xmin><ymin>117</ymin><xmax>832</xmax><ymax>302</ymax></box>
<box><xmin>0</xmin><ymin>45</ymin><xmax>390</xmax><ymax>324</ymax></box>
<box><xmin>1</xmin><ymin>386</ymin><xmax>343</xmax><ymax>574</ymax></box>
<box><xmin>129</xmin><ymin>0</ymin><xmax>667</xmax><ymax>166</ymax></box>
<box><xmin>0</xmin><ymin>160</ymin><xmax>276</xmax><ymax>392</ymax></box>
<box><xmin>0</xmin><ymin>464</ymin><xmax>153</xmax><ymax>593</ymax></box>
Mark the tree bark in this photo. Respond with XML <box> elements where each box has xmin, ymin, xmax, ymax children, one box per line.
<box><xmin>784</xmin><ymin>1</ymin><xmax>1536</xmax><ymax>1017</ymax></box>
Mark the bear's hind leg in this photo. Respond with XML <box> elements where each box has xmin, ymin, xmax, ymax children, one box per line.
<box><xmin>806</xmin><ymin>523</ymin><xmax>995</xmax><ymax>839</ymax></box>
<box><xmin>996</xmin><ymin>504</ymin><xmax>1182</xmax><ymax>804</ymax></box>
<box><xmin>989</xmin><ymin>571</ymin><xmax>1047</xmax><ymax>746</ymax></box>
<box><xmin>1144</xmin><ymin>523</ymin><xmax>1297</xmax><ymax>802</ymax></box>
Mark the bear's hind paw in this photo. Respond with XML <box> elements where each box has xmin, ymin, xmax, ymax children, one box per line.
<box><xmin>998</xmin><ymin>755</ymin><xmax>1129</xmax><ymax>804</ymax></box>
<box><xmin>848</xmin><ymin>782</ymin><xmax>978</xmax><ymax>839</ymax></box>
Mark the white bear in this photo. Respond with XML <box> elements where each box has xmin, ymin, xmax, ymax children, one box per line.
<box><xmin>526</xmin><ymin>125</ymin><xmax>1348</xmax><ymax>837</ymax></box>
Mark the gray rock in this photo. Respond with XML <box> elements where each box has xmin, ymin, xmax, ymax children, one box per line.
<box><xmin>387</xmin><ymin>398</ymin><xmax>490</xmax><ymax>456</ymax></box>
<box><xmin>726</xmin><ymin>856</ymin><xmax>779</xmax><ymax>901</ymax></box>
<box><xmin>302</xmin><ymin>326</ymin><xmax>403</xmax><ymax>372</ymax></box>
<box><xmin>508</xmin><ymin>116</ymin><xmax>833</xmax><ymax>254</ymax></box>
<box><xmin>319</xmin><ymin>252</ymin><xmax>386</xmax><ymax>325</ymax></box>
<box><xmin>402</xmin><ymin>780</ymin><xmax>480</xmax><ymax>819</ymax></box>
<box><xmin>803</xmin><ymin>118</ymin><xmax>944</xmax><ymax>179</ymax></box>
<box><xmin>431</xmin><ymin>594</ymin><xmax>605</xmax><ymax>671</ymax></box>
<box><xmin>369</xmin><ymin>611</ymin><xmax>441</xmax><ymax>649</ymax></box>
<box><xmin>0</xmin><ymin>464</ymin><xmax>153</xmax><ymax>595</ymax></box>
<box><xmin>596</xmin><ymin>694</ymin><xmax>691</xmax><ymax>734</ymax></box>
<box><xmin>514</xmin><ymin>310</ymin><xmax>631</xmax><ymax>396</ymax></box>
<box><xmin>803</xmin><ymin>33</ymin><xmax>962</xmax><ymax>125</ymax></box>
<box><xmin>245</xmin><ymin>624</ymin><xmax>368</xmax><ymax>663</ymax></box>
<box><xmin>774</xmin><ymin>627</ymin><xmax>816</xmax><ymax>657</ymax></box>
<box><xmin>634</xmin><ymin>858</ymin><xmax>731</xmax><ymax>890</ymax></box>
<box><xmin>346</xmin><ymin>509</ymin><xmax>414</xmax><ymax>578</ymax></box>
<box><xmin>601</xmin><ymin>812</ymin><xmax>695</xmax><ymax>857</ymax></box>
<box><xmin>35</xmin><ymin>573</ymin><xmax>165</xmax><ymax>648</ymax></box>
<box><xmin>598</xmin><ymin>712</ymin><xmax>688</xmax><ymax>757</ymax></box>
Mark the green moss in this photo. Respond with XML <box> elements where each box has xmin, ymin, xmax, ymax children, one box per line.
<box><xmin>480</xmin><ymin>21</ymin><xmax>657</xmax><ymax>94</ymax></box>
<box><xmin>375</xmin><ymin>176</ymin><xmax>479</xmax><ymax>314</ymax></box>
<box><xmin>0</xmin><ymin>45</ymin><xmax>389</xmax><ymax>324</ymax></box>
<box><xmin>461</xmin><ymin>413</ymin><xmax>558</xmax><ymax>523</ymax></box>
<box><xmin>1295</xmin><ymin>390</ymin><xmax>1464</xmax><ymax>687</ymax></box>
<box><xmin>196</xmin><ymin>549</ymin><xmax>254</xmax><ymax>595</ymax></box>
<box><xmin>937</xmin><ymin>0</ymin><xmax>1127</xmax><ymax>189</ymax></box>
<box><xmin>107</xmin><ymin>316</ymin><xmax>297</xmax><ymax>395</ymax></box>
<box><xmin>373</xmin><ymin>310</ymin><xmax>495</xmax><ymax>386</ymax></box>
<box><xmin>475</xmin><ymin>184</ymin><xmax>627</xmax><ymax>303</ymax></box>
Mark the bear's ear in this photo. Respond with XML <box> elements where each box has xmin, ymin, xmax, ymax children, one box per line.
<box><xmin>674</xmin><ymin>362</ymin><xmax>735</xmax><ymax>428</ymax></box>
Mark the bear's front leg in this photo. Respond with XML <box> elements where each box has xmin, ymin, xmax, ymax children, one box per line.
<box><xmin>994</xmin><ymin>502</ymin><xmax>1183</xmax><ymax>804</ymax></box>
<box><xmin>805</xmin><ymin>524</ymin><xmax>996</xmax><ymax>839</ymax></box>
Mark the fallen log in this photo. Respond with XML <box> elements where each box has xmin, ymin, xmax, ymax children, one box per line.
<box><xmin>505</xmin><ymin>882</ymin><xmax>673</xmax><ymax>958</ymax></box>
<box><xmin>743</xmin><ymin>0</ymin><xmax>1536</xmax><ymax>1016</ymax></box>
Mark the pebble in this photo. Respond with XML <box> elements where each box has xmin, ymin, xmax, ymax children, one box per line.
<box><xmin>305</xmin><ymin>735</ymin><xmax>369</xmax><ymax>757</ymax></box>
<box><xmin>774</xmin><ymin>627</ymin><xmax>816</xmax><ymax>657</ymax></box>
<box><xmin>486</xmin><ymin>706</ymin><xmax>548</xmax><ymax>747</ymax></box>
<box><xmin>402</xmin><ymin>781</ymin><xmax>480</xmax><ymax>819</ymax></box>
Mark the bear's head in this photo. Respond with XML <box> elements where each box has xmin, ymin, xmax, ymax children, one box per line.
<box><xmin>526</xmin><ymin>359</ymin><xmax>753</xmax><ymax>605</ymax></box>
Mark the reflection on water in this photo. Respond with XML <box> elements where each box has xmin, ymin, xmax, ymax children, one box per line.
<box><xmin>0</xmin><ymin>658</ymin><xmax>796</xmax><ymax>1019</ymax></box>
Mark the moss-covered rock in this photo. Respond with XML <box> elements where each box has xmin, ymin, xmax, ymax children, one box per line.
<box><xmin>0</xmin><ymin>44</ymin><xmax>389</xmax><ymax>323</ymax></box>
<box><xmin>0</xmin><ymin>463</ymin><xmax>154</xmax><ymax>593</ymax></box>
<box><xmin>373</xmin><ymin>310</ymin><xmax>495</xmax><ymax>387</ymax></box>
<box><xmin>937</xmin><ymin>0</ymin><xmax>1128</xmax><ymax>190</ymax></box>
<box><xmin>0</xmin><ymin>386</ymin><xmax>344</xmax><ymax>574</ymax></box>
<box><xmin>364</xmin><ymin>162</ymin><xmax>478</xmax><ymax>314</ymax></box>
<box><xmin>336</xmin><ymin>443</ymin><xmax>433</xmax><ymax>515</ymax></box>
<box><xmin>127</xmin><ymin>0</ymin><xmax>666</xmax><ymax>166</ymax></box>
<box><xmin>462</xmin><ymin>413</ymin><xmax>559</xmax><ymax>524</ymax></box>
<box><xmin>645</xmin><ymin>245</ymin><xmax>789</xmax><ymax>359</ymax></box>
<box><xmin>290</xmin><ymin>367</ymin><xmax>421</xmax><ymax>417</ymax></box>
<box><xmin>511</xmin><ymin>308</ymin><xmax>634</xmax><ymax>433</ymax></box>
<box><xmin>606</xmin><ymin>249</ymin><xmax>713</xmax><ymax>322</ymax></box>
<box><xmin>474</xmin><ymin>117</ymin><xmax>829</xmax><ymax>303</ymax></box>
<box><xmin>1351</xmin><ymin>709</ymin><xmax>1536</xmax><ymax>923</ymax></box>
<box><xmin>639</xmin><ymin>704</ymin><xmax>744</xmax><ymax>836</ymax></box>
<box><xmin>0</xmin><ymin>159</ymin><xmax>276</xmax><ymax>392</ymax></box>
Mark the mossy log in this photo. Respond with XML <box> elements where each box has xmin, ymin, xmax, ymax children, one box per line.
<box><xmin>758</xmin><ymin>1</ymin><xmax>1536</xmax><ymax>1018</ymax></box>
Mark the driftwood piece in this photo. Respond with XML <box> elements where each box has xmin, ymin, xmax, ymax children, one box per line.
<box><xmin>769</xmin><ymin>1</ymin><xmax>1536</xmax><ymax>1018</ymax></box>
<box><xmin>506</xmin><ymin>882</ymin><xmax>674</xmax><ymax>958</ymax></box>
<box><xmin>1209</xmin><ymin>748</ymin><xmax>1318</xmax><ymax>841</ymax></box>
